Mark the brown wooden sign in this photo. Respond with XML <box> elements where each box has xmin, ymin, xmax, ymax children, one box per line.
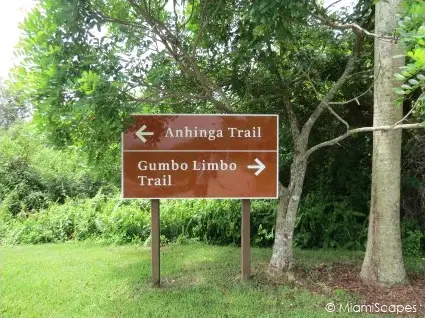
<box><xmin>122</xmin><ymin>115</ymin><xmax>278</xmax><ymax>199</ymax></box>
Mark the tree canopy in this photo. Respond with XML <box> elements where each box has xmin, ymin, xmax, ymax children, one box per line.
<box><xmin>11</xmin><ymin>0</ymin><xmax>374</xmax><ymax>169</ymax></box>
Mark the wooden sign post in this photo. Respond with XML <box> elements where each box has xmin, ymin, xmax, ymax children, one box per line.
<box><xmin>122</xmin><ymin>114</ymin><xmax>279</xmax><ymax>286</ymax></box>
<box><xmin>151</xmin><ymin>199</ymin><xmax>160</xmax><ymax>287</ymax></box>
<box><xmin>241</xmin><ymin>199</ymin><xmax>251</xmax><ymax>281</ymax></box>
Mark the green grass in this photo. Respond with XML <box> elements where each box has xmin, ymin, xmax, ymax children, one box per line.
<box><xmin>1</xmin><ymin>243</ymin><xmax>422</xmax><ymax>318</ymax></box>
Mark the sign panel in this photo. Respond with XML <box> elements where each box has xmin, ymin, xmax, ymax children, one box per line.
<box><xmin>122</xmin><ymin>115</ymin><xmax>278</xmax><ymax>199</ymax></box>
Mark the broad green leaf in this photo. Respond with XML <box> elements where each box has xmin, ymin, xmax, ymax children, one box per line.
<box><xmin>393</xmin><ymin>87</ymin><xmax>406</xmax><ymax>95</ymax></box>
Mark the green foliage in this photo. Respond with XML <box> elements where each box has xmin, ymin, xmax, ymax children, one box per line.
<box><xmin>163</xmin><ymin>200</ymin><xmax>241</xmax><ymax>245</ymax></box>
<box><xmin>249</xmin><ymin>0</ymin><xmax>311</xmax><ymax>41</ymax></box>
<box><xmin>160</xmin><ymin>199</ymin><xmax>277</xmax><ymax>247</ymax></box>
<box><xmin>2</xmin><ymin>189</ymin><xmax>422</xmax><ymax>256</ymax></box>
<box><xmin>0</xmin><ymin>83</ymin><xmax>29</xmax><ymax>129</ymax></box>
<box><xmin>294</xmin><ymin>193</ymin><xmax>368</xmax><ymax>250</ymax></box>
<box><xmin>2</xmin><ymin>193</ymin><xmax>142</xmax><ymax>244</ymax></box>
<box><xmin>1</xmin><ymin>195</ymin><xmax>277</xmax><ymax>246</ymax></box>
<box><xmin>305</xmin><ymin>135</ymin><xmax>372</xmax><ymax>212</ymax></box>
<box><xmin>11</xmin><ymin>0</ymin><xmax>374</xmax><ymax>170</ymax></box>
<box><xmin>401</xmin><ymin>220</ymin><xmax>424</xmax><ymax>257</ymax></box>
<box><xmin>175</xmin><ymin>233</ymin><xmax>198</xmax><ymax>245</ymax></box>
<box><xmin>11</xmin><ymin>0</ymin><xmax>135</xmax><ymax>165</ymax></box>
<box><xmin>1</xmin><ymin>122</ymin><xmax>422</xmax><ymax>254</ymax></box>
<box><xmin>394</xmin><ymin>0</ymin><xmax>425</xmax><ymax>115</ymax></box>
<box><xmin>401</xmin><ymin>131</ymin><xmax>425</xmax><ymax>254</ymax></box>
<box><xmin>0</xmin><ymin>123</ymin><xmax>108</xmax><ymax>216</ymax></box>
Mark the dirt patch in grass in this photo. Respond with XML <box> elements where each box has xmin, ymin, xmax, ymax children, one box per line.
<box><xmin>295</xmin><ymin>263</ymin><xmax>425</xmax><ymax>316</ymax></box>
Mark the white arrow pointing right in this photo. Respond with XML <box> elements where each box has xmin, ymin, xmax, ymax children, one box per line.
<box><xmin>247</xmin><ymin>158</ymin><xmax>266</xmax><ymax>176</ymax></box>
<box><xmin>135</xmin><ymin>124</ymin><xmax>154</xmax><ymax>143</ymax></box>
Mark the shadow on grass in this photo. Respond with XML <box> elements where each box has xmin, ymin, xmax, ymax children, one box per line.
<box><xmin>110</xmin><ymin>244</ymin><xmax>424</xmax><ymax>292</ymax></box>
<box><xmin>109</xmin><ymin>243</ymin><xmax>246</xmax><ymax>291</ymax></box>
<box><xmin>105</xmin><ymin>243</ymin><xmax>341</xmax><ymax>318</ymax></box>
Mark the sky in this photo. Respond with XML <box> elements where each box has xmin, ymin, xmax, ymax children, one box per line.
<box><xmin>0</xmin><ymin>0</ymin><xmax>35</xmax><ymax>80</ymax></box>
<box><xmin>0</xmin><ymin>0</ymin><xmax>356</xmax><ymax>81</ymax></box>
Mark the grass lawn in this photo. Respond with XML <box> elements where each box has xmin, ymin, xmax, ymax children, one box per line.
<box><xmin>1</xmin><ymin>242</ymin><xmax>423</xmax><ymax>318</ymax></box>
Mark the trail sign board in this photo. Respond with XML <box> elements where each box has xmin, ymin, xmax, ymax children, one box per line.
<box><xmin>122</xmin><ymin>114</ymin><xmax>278</xmax><ymax>199</ymax></box>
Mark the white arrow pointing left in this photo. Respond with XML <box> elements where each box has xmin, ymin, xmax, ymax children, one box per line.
<box><xmin>135</xmin><ymin>125</ymin><xmax>154</xmax><ymax>143</ymax></box>
<box><xmin>247</xmin><ymin>158</ymin><xmax>266</xmax><ymax>176</ymax></box>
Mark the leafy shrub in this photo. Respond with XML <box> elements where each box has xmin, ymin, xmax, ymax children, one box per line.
<box><xmin>401</xmin><ymin>220</ymin><xmax>424</xmax><ymax>256</ymax></box>
<box><xmin>294</xmin><ymin>193</ymin><xmax>368</xmax><ymax>250</ymax></box>
<box><xmin>0</xmin><ymin>157</ymin><xmax>49</xmax><ymax>214</ymax></box>
<box><xmin>402</xmin><ymin>132</ymin><xmax>425</xmax><ymax>255</ymax></box>
<box><xmin>184</xmin><ymin>200</ymin><xmax>241</xmax><ymax>245</ymax></box>
<box><xmin>2</xmin><ymin>184</ymin><xmax>421</xmax><ymax>255</ymax></box>
<box><xmin>0</xmin><ymin>123</ymin><xmax>110</xmax><ymax>215</ymax></box>
<box><xmin>1</xmin><ymin>192</ymin><xmax>144</xmax><ymax>244</ymax></box>
<box><xmin>251</xmin><ymin>200</ymin><xmax>277</xmax><ymax>247</ymax></box>
<box><xmin>1</xmin><ymin>193</ymin><xmax>278</xmax><ymax>246</ymax></box>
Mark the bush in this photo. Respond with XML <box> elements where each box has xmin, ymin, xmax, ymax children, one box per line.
<box><xmin>0</xmin><ymin>192</ymin><xmax>278</xmax><ymax>246</ymax></box>
<box><xmin>401</xmin><ymin>220</ymin><xmax>424</xmax><ymax>257</ymax></box>
<box><xmin>0</xmin><ymin>123</ymin><xmax>110</xmax><ymax>215</ymax></box>
<box><xmin>1</xmin><ymin>185</ymin><xmax>421</xmax><ymax>255</ymax></box>
<box><xmin>1</xmin><ymin>193</ymin><xmax>143</xmax><ymax>244</ymax></box>
<box><xmin>294</xmin><ymin>193</ymin><xmax>368</xmax><ymax>250</ymax></box>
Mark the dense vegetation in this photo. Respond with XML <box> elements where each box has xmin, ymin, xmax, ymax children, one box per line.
<box><xmin>1</xmin><ymin>121</ymin><xmax>423</xmax><ymax>256</ymax></box>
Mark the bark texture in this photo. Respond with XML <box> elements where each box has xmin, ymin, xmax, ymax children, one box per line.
<box><xmin>269</xmin><ymin>156</ymin><xmax>308</xmax><ymax>276</ymax></box>
<box><xmin>360</xmin><ymin>0</ymin><xmax>407</xmax><ymax>286</ymax></box>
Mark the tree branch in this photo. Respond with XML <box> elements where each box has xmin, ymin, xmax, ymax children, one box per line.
<box><xmin>192</xmin><ymin>0</ymin><xmax>223</xmax><ymax>57</ymax></box>
<box><xmin>130</xmin><ymin>90</ymin><xmax>209</xmax><ymax>104</ymax></box>
<box><xmin>180</xmin><ymin>0</ymin><xmax>195</xmax><ymax>30</ymax></box>
<box><xmin>301</xmin><ymin>69</ymin><xmax>322</xmax><ymax>99</ymax></box>
<box><xmin>124</xmin><ymin>0</ymin><xmax>234</xmax><ymax>113</ymax></box>
<box><xmin>328</xmin><ymin>80</ymin><xmax>373</xmax><ymax>105</ymax></box>
<box><xmin>327</xmin><ymin>105</ymin><xmax>349</xmax><ymax>131</ymax></box>
<box><xmin>299</xmin><ymin>31</ymin><xmax>364</xmax><ymax>147</ymax></box>
<box><xmin>284</xmin><ymin>97</ymin><xmax>300</xmax><ymax>142</ymax></box>
<box><xmin>313</xmin><ymin>13</ymin><xmax>394</xmax><ymax>41</ymax></box>
<box><xmin>307</xmin><ymin>122</ymin><xmax>425</xmax><ymax>157</ymax></box>
<box><xmin>96</xmin><ymin>10</ymin><xmax>148</xmax><ymax>30</ymax></box>
<box><xmin>393</xmin><ymin>92</ymin><xmax>425</xmax><ymax>126</ymax></box>
<box><xmin>324</xmin><ymin>0</ymin><xmax>344</xmax><ymax>12</ymax></box>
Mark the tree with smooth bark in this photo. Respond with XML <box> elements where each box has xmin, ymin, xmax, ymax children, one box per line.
<box><xmin>360</xmin><ymin>0</ymin><xmax>425</xmax><ymax>286</ymax></box>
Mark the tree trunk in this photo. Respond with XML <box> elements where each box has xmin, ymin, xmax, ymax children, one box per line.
<box><xmin>269</xmin><ymin>155</ymin><xmax>308</xmax><ymax>276</ymax></box>
<box><xmin>360</xmin><ymin>0</ymin><xmax>407</xmax><ymax>286</ymax></box>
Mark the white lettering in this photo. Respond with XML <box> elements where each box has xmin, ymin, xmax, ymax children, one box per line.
<box><xmin>192</xmin><ymin>160</ymin><xmax>237</xmax><ymax>171</ymax></box>
<box><xmin>137</xmin><ymin>160</ymin><xmax>188</xmax><ymax>171</ymax></box>
<box><xmin>164</xmin><ymin>126</ymin><xmax>224</xmax><ymax>141</ymax></box>
<box><xmin>227</xmin><ymin>127</ymin><xmax>262</xmax><ymax>138</ymax></box>
<box><xmin>137</xmin><ymin>175</ymin><xmax>172</xmax><ymax>186</ymax></box>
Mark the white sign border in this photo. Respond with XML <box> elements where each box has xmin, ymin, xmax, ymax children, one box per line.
<box><xmin>121</xmin><ymin>114</ymin><xmax>279</xmax><ymax>200</ymax></box>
